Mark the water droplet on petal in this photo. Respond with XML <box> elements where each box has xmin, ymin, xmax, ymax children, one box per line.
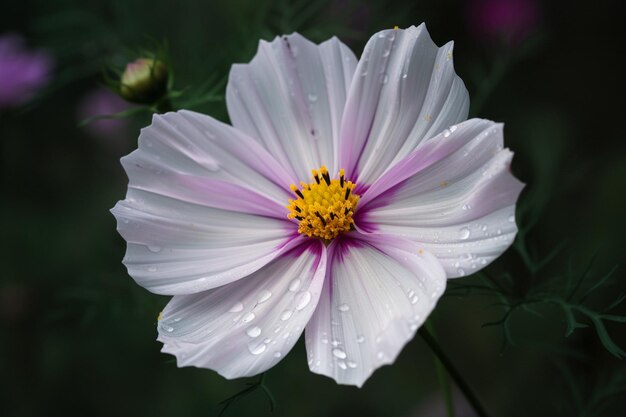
<box><xmin>280</xmin><ymin>310</ymin><xmax>293</xmax><ymax>321</ymax></box>
<box><xmin>147</xmin><ymin>266</ymin><xmax>158</xmax><ymax>272</ymax></box>
<box><xmin>274</xmin><ymin>352</ymin><xmax>282</xmax><ymax>358</ymax></box>
<box><xmin>295</xmin><ymin>291</ymin><xmax>312</xmax><ymax>310</ymax></box>
<box><xmin>457</xmin><ymin>268</ymin><xmax>466</xmax><ymax>276</ymax></box>
<box><xmin>246</xmin><ymin>326</ymin><xmax>261</xmax><ymax>338</ymax></box>
<box><xmin>508</xmin><ymin>215</ymin><xmax>515</xmax><ymax>223</ymax></box>
<box><xmin>229</xmin><ymin>302</ymin><xmax>244</xmax><ymax>313</ymax></box>
<box><xmin>147</xmin><ymin>245</ymin><xmax>161</xmax><ymax>253</ymax></box>
<box><xmin>337</xmin><ymin>361</ymin><xmax>348</xmax><ymax>370</ymax></box>
<box><xmin>307</xmin><ymin>93</ymin><xmax>318</xmax><ymax>102</ymax></box>
<box><xmin>356</xmin><ymin>335</ymin><xmax>365</xmax><ymax>343</ymax></box>
<box><xmin>288</xmin><ymin>279</ymin><xmax>301</xmax><ymax>292</ymax></box>
<box><xmin>347</xmin><ymin>361</ymin><xmax>357</xmax><ymax>368</ymax></box>
<box><xmin>248</xmin><ymin>343</ymin><xmax>266</xmax><ymax>355</ymax></box>
<box><xmin>337</xmin><ymin>304</ymin><xmax>350</xmax><ymax>312</ymax></box>
<box><xmin>458</xmin><ymin>227</ymin><xmax>471</xmax><ymax>240</ymax></box>
<box><xmin>162</xmin><ymin>325</ymin><xmax>174</xmax><ymax>333</ymax></box>
<box><xmin>257</xmin><ymin>290</ymin><xmax>272</xmax><ymax>303</ymax></box>
<box><xmin>242</xmin><ymin>312</ymin><xmax>255</xmax><ymax>323</ymax></box>
<box><xmin>332</xmin><ymin>348</ymin><xmax>347</xmax><ymax>359</ymax></box>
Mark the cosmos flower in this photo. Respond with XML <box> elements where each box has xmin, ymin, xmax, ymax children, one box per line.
<box><xmin>112</xmin><ymin>24</ymin><xmax>523</xmax><ymax>387</ymax></box>
<box><xmin>0</xmin><ymin>33</ymin><xmax>52</xmax><ymax>109</ymax></box>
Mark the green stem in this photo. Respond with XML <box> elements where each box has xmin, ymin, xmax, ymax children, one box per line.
<box><xmin>419</xmin><ymin>326</ymin><xmax>490</xmax><ymax>417</ymax></box>
<box><xmin>427</xmin><ymin>322</ymin><xmax>455</xmax><ymax>417</ymax></box>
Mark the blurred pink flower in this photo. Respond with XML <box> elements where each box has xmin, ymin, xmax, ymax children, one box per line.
<box><xmin>0</xmin><ymin>33</ymin><xmax>52</xmax><ymax>109</ymax></box>
<box><xmin>467</xmin><ymin>0</ymin><xmax>539</xmax><ymax>43</ymax></box>
<box><xmin>78</xmin><ymin>88</ymin><xmax>130</xmax><ymax>139</ymax></box>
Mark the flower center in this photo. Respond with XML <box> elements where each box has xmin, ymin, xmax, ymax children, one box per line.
<box><xmin>286</xmin><ymin>166</ymin><xmax>360</xmax><ymax>241</ymax></box>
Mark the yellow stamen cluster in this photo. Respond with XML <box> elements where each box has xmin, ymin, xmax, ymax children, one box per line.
<box><xmin>286</xmin><ymin>167</ymin><xmax>360</xmax><ymax>241</ymax></box>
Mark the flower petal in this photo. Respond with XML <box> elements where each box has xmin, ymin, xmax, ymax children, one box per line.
<box><xmin>158</xmin><ymin>240</ymin><xmax>327</xmax><ymax>379</ymax></box>
<box><xmin>227</xmin><ymin>34</ymin><xmax>358</xmax><ymax>180</ymax></box>
<box><xmin>305</xmin><ymin>234</ymin><xmax>446</xmax><ymax>387</ymax></box>
<box><xmin>357</xmin><ymin>120</ymin><xmax>524</xmax><ymax>278</ymax></box>
<box><xmin>339</xmin><ymin>24</ymin><xmax>469</xmax><ymax>186</ymax></box>
<box><xmin>122</xmin><ymin>110</ymin><xmax>297</xmax><ymax>208</ymax></box>
<box><xmin>111</xmin><ymin>110</ymin><xmax>303</xmax><ymax>295</ymax></box>
<box><xmin>111</xmin><ymin>193</ymin><xmax>296</xmax><ymax>295</ymax></box>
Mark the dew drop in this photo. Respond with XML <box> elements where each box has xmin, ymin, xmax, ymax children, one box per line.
<box><xmin>337</xmin><ymin>304</ymin><xmax>350</xmax><ymax>312</ymax></box>
<box><xmin>450</xmin><ymin>125</ymin><xmax>457</xmax><ymax>132</ymax></box>
<box><xmin>257</xmin><ymin>290</ymin><xmax>272</xmax><ymax>304</ymax></box>
<box><xmin>332</xmin><ymin>348</ymin><xmax>347</xmax><ymax>359</ymax></box>
<box><xmin>147</xmin><ymin>266</ymin><xmax>158</xmax><ymax>272</ymax></box>
<box><xmin>402</xmin><ymin>73</ymin><xmax>408</xmax><ymax>79</ymax></box>
<box><xmin>147</xmin><ymin>245</ymin><xmax>162</xmax><ymax>253</ymax></box>
<box><xmin>337</xmin><ymin>361</ymin><xmax>348</xmax><ymax>370</ymax></box>
<box><xmin>162</xmin><ymin>325</ymin><xmax>174</xmax><ymax>333</ymax></box>
<box><xmin>458</xmin><ymin>227</ymin><xmax>471</xmax><ymax>240</ymax></box>
<box><xmin>248</xmin><ymin>343</ymin><xmax>266</xmax><ymax>355</ymax></box>
<box><xmin>288</xmin><ymin>279</ymin><xmax>301</xmax><ymax>292</ymax></box>
<box><xmin>461</xmin><ymin>204</ymin><xmax>472</xmax><ymax>211</ymax></box>
<box><xmin>295</xmin><ymin>291</ymin><xmax>312</xmax><ymax>310</ymax></box>
<box><xmin>229</xmin><ymin>302</ymin><xmax>244</xmax><ymax>313</ymax></box>
<box><xmin>242</xmin><ymin>312</ymin><xmax>256</xmax><ymax>323</ymax></box>
<box><xmin>457</xmin><ymin>268</ymin><xmax>466</xmax><ymax>276</ymax></box>
<box><xmin>443</xmin><ymin>129</ymin><xmax>451</xmax><ymax>137</ymax></box>
<box><xmin>280</xmin><ymin>310</ymin><xmax>293</xmax><ymax>321</ymax></box>
<box><xmin>274</xmin><ymin>352</ymin><xmax>282</xmax><ymax>358</ymax></box>
<box><xmin>381</xmin><ymin>74</ymin><xmax>389</xmax><ymax>84</ymax></box>
<box><xmin>508</xmin><ymin>215</ymin><xmax>515</xmax><ymax>223</ymax></box>
<box><xmin>377</xmin><ymin>352</ymin><xmax>385</xmax><ymax>360</ymax></box>
<box><xmin>347</xmin><ymin>361</ymin><xmax>357</xmax><ymax>368</ymax></box>
<box><xmin>411</xmin><ymin>295</ymin><xmax>419</xmax><ymax>304</ymax></box>
<box><xmin>357</xmin><ymin>335</ymin><xmax>365</xmax><ymax>343</ymax></box>
<box><xmin>246</xmin><ymin>326</ymin><xmax>262</xmax><ymax>338</ymax></box>
<box><xmin>307</xmin><ymin>93</ymin><xmax>318</xmax><ymax>102</ymax></box>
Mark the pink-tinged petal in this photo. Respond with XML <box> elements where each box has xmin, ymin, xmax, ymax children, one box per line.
<box><xmin>357</xmin><ymin>120</ymin><xmax>524</xmax><ymax>278</ymax></box>
<box><xmin>111</xmin><ymin>193</ymin><xmax>299</xmax><ymax>295</ymax></box>
<box><xmin>227</xmin><ymin>34</ymin><xmax>358</xmax><ymax>180</ymax></box>
<box><xmin>123</xmin><ymin>110</ymin><xmax>297</xmax><ymax>207</ymax></box>
<box><xmin>305</xmin><ymin>233</ymin><xmax>446</xmax><ymax>387</ymax></box>
<box><xmin>339</xmin><ymin>24</ymin><xmax>469</xmax><ymax>186</ymax></box>
<box><xmin>111</xmin><ymin>110</ymin><xmax>304</xmax><ymax>295</ymax></box>
<box><xmin>158</xmin><ymin>240</ymin><xmax>327</xmax><ymax>379</ymax></box>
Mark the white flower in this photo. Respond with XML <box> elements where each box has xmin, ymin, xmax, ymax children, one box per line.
<box><xmin>111</xmin><ymin>24</ymin><xmax>523</xmax><ymax>387</ymax></box>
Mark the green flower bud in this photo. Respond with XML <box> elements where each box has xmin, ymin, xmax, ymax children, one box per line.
<box><xmin>119</xmin><ymin>58</ymin><xmax>168</xmax><ymax>104</ymax></box>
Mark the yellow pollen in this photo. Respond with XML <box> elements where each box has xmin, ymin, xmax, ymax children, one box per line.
<box><xmin>286</xmin><ymin>167</ymin><xmax>360</xmax><ymax>241</ymax></box>
<box><xmin>157</xmin><ymin>311</ymin><xmax>163</xmax><ymax>321</ymax></box>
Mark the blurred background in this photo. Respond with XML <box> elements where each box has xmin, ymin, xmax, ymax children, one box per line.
<box><xmin>2</xmin><ymin>1</ymin><xmax>625</xmax><ymax>416</ymax></box>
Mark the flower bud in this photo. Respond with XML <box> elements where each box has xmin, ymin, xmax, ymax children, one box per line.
<box><xmin>119</xmin><ymin>58</ymin><xmax>168</xmax><ymax>104</ymax></box>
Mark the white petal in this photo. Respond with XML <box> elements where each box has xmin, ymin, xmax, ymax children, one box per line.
<box><xmin>123</xmin><ymin>110</ymin><xmax>296</xmax><ymax>208</ymax></box>
<box><xmin>111</xmin><ymin>193</ymin><xmax>296</xmax><ymax>295</ymax></box>
<box><xmin>339</xmin><ymin>24</ymin><xmax>469</xmax><ymax>185</ymax></box>
<box><xmin>358</xmin><ymin>120</ymin><xmax>524</xmax><ymax>278</ymax></box>
<box><xmin>305</xmin><ymin>234</ymin><xmax>446</xmax><ymax>387</ymax></box>
<box><xmin>111</xmin><ymin>110</ymin><xmax>301</xmax><ymax>295</ymax></box>
<box><xmin>158</xmin><ymin>241</ymin><xmax>327</xmax><ymax>379</ymax></box>
<box><xmin>227</xmin><ymin>34</ymin><xmax>358</xmax><ymax>180</ymax></box>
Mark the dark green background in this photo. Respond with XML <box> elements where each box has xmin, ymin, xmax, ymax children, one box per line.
<box><xmin>2</xmin><ymin>1</ymin><xmax>625</xmax><ymax>416</ymax></box>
